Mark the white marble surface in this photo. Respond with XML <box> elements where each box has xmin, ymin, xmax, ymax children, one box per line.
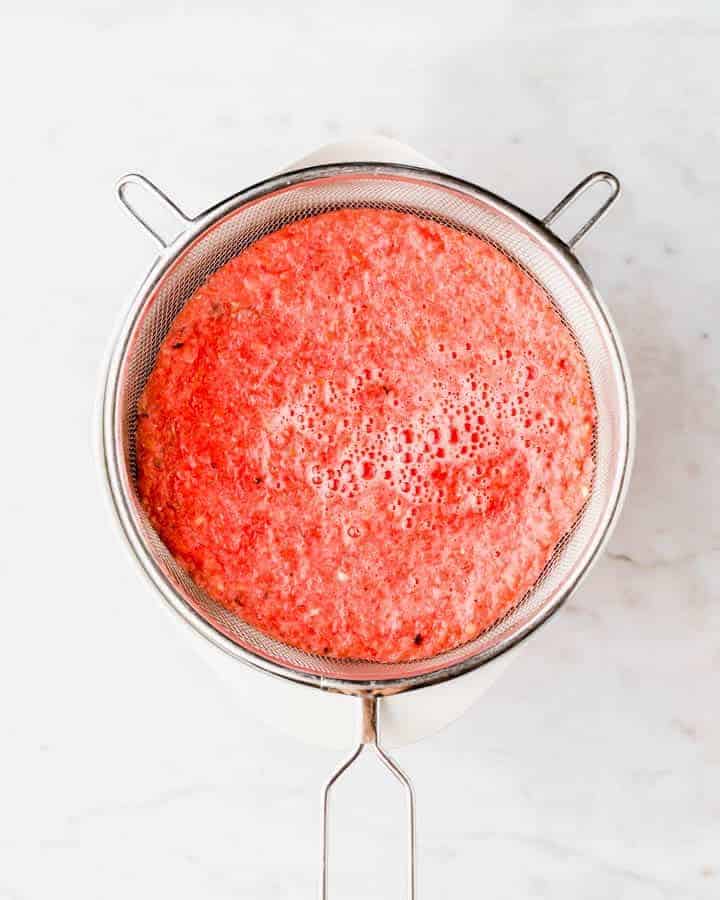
<box><xmin>1</xmin><ymin>2</ymin><xmax>719</xmax><ymax>898</ymax></box>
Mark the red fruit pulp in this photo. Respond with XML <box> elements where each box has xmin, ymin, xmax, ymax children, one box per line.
<box><xmin>137</xmin><ymin>209</ymin><xmax>595</xmax><ymax>662</ymax></box>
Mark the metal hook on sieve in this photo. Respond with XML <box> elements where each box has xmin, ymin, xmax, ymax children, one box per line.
<box><xmin>543</xmin><ymin>171</ymin><xmax>621</xmax><ymax>250</ymax></box>
<box><xmin>116</xmin><ymin>173</ymin><xmax>193</xmax><ymax>248</ymax></box>
<box><xmin>320</xmin><ymin>695</ymin><xmax>416</xmax><ymax>900</ymax></box>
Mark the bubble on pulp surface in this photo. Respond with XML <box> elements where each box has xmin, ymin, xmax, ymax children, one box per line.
<box><xmin>277</xmin><ymin>351</ymin><xmax>562</xmax><ymax>522</ymax></box>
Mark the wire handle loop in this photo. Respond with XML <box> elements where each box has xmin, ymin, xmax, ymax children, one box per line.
<box><xmin>115</xmin><ymin>173</ymin><xmax>193</xmax><ymax>248</ymax></box>
<box><xmin>543</xmin><ymin>171</ymin><xmax>621</xmax><ymax>250</ymax></box>
<box><xmin>320</xmin><ymin>696</ymin><xmax>416</xmax><ymax>900</ymax></box>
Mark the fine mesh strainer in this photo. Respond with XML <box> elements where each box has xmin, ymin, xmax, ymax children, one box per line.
<box><xmin>102</xmin><ymin>162</ymin><xmax>634</xmax><ymax>898</ymax></box>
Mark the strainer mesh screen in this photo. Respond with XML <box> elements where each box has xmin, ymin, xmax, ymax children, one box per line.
<box><xmin>115</xmin><ymin>171</ymin><xmax>626</xmax><ymax>683</ymax></box>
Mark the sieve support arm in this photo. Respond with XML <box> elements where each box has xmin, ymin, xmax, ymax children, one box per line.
<box><xmin>543</xmin><ymin>171</ymin><xmax>620</xmax><ymax>250</ymax></box>
<box><xmin>320</xmin><ymin>695</ymin><xmax>417</xmax><ymax>900</ymax></box>
<box><xmin>116</xmin><ymin>173</ymin><xmax>193</xmax><ymax>248</ymax></box>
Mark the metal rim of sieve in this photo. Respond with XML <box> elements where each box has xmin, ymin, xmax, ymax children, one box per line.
<box><xmin>102</xmin><ymin>162</ymin><xmax>635</xmax><ymax>700</ymax></box>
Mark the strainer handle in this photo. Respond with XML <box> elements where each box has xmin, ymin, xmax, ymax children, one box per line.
<box><xmin>320</xmin><ymin>695</ymin><xmax>416</xmax><ymax>900</ymax></box>
<box><xmin>543</xmin><ymin>171</ymin><xmax>621</xmax><ymax>250</ymax></box>
<box><xmin>116</xmin><ymin>173</ymin><xmax>193</xmax><ymax>248</ymax></box>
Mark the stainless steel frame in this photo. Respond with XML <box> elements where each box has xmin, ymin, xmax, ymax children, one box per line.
<box><xmin>102</xmin><ymin>162</ymin><xmax>634</xmax><ymax>899</ymax></box>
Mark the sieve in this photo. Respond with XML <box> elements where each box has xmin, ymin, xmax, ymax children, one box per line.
<box><xmin>102</xmin><ymin>161</ymin><xmax>634</xmax><ymax>897</ymax></box>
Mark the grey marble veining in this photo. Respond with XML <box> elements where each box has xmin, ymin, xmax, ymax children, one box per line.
<box><xmin>0</xmin><ymin>2</ymin><xmax>718</xmax><ymax>898</ymax></box>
